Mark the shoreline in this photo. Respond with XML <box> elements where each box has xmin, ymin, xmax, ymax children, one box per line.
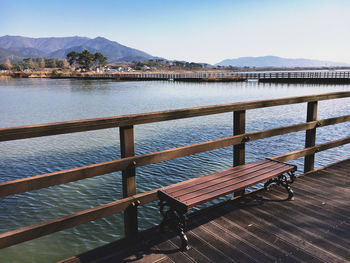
<box><xmin>0</xmin><ymin>71</ymin><xmax>246</xmax><ymax>82</ymax></box>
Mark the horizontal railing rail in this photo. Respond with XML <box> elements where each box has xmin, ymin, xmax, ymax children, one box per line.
<box><xmin>1</xmin><ymin>91</ymin><xmax>350</xmax><ymax>250</ymax></box>
<box><xmin>1</xmin><ymin>114</ymin><xmax>350</xmax><ymax>198</ymax></box>
<box><xmin>1</xmin><ymin>91</ymin><xmax>350</xmax><ymax>141</ymax></box>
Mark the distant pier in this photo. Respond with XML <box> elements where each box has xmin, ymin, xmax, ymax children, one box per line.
<box><xmin>72</xmin><ymin>70</ymin><xmax>350</xmax><ymax>83</ymax></box>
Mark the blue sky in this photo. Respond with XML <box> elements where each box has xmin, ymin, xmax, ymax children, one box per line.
<box><xmin>1</xmin><ymin>0</ymin><xmax>350</xmax><ymax>64</ymax></box>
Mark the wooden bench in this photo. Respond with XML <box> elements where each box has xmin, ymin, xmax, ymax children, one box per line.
<box><xmin>157</xmin><ymin>158</ymin><xmax>297</xmax><ymax>250</ymax></box>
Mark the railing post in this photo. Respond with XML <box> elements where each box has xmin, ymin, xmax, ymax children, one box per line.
<box><xmin>120</xmin><ymin>125</ymin><xmax>138</xmax><ymax>238</ymax></box>
<box><xmin>234</xmin><ymin>110</ymin><xmax>246</xmax><ymax>166</ymax></box>
<box><xmin>304</xmin><ymin>101</ymin><xmax>318</xmax><ymax>173</ymax></box>
<box><xmin>234</xmin><ymin>110</ymin><xmax>246</xmax><ymax>196</ymax></box>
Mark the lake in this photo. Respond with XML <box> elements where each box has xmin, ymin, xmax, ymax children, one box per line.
<box><xmin>1</xmin><ymin>78</ymin><xmax>350</xmax><ymax>262</ymax></box>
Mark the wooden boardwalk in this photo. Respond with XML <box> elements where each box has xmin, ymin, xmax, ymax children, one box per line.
<box><xmin>60</xmin><ymin>70</ymin><xmax>350</xmax><ymax>83</ymax></box>
<box><xmin>62</xmin><ymin>158</ymin><xmax>350</xmax><ymax>263</ymax></box>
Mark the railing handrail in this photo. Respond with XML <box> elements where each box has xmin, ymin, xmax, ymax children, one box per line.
<box><xmin>1</xmin><ymin>114</ymin><xmax>350</xmax><ymax>198</ymax></box>
<box><xmin>1</xmin><ymin>91</ymin><xmax>350</xmax><ymax>142</ymax></box>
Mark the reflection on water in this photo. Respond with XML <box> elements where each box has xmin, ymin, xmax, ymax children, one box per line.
<box><xmin>0</xmin><ymin>79</ymin><xmax>350</xmax><ymax>262</ymax></box>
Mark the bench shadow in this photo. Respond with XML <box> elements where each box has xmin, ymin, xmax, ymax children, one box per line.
<box><xmin>70</xmin><ymin>187</ymin><xmax>292</xmax><ymax>262</ymax></box>
<box><xmin>123</xmin><ymin>188</ymin><xmax>292</xmax><ymax>260</ymax></box>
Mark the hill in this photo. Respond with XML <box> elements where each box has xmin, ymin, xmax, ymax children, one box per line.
<box><xmin>216</xmin><ymin>56</ymin><xmax>350</xmax><ymax>68</ymax></box>
<box><xmin>0</xmin><ymin>35</ymin><xmax>155</xmax><ymax>63</ymax></box>
<box><xmin>0</xmin><ymin>47</ymin><xmax>27</xmax><ymax>62</ymax></box>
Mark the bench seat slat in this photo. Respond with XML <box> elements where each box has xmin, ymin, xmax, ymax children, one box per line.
<box><xmin>173</xmin><ymin>162</ymin><xmax>287</xmax><ymax>201</ymax></box>
<box><xmin>166</xmin><ymin>161</ymin><xmax>280</xmax><ymax>198</ymax></box>
<box><xmin>183</xmin><ymin>165</ymin><xmax>295</xmax><ymax>208</ymax></box>
<box><xmin>163</xmin><ymin>159</ymin><xmax>269</xmax><ymax>194</ymax></box>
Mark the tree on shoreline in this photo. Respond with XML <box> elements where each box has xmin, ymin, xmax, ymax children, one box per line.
<box><xmin>0</xmin><ymin>57</ymin><xmax>12</xmax><ymax>70</ymax></box>
<box><xmin>78</xmin><ymin>50</ymin><xmax>95</xmax><ymax>70</ymax></box>
<box><xmin>4</xmin><ymin>57</ymin><xmax>70</xmax><ymax>71</ymax></box>
<box><xmin>4</xmin><ymin>57</ymin><xmax>12</xmax><ymax>70</ymax></box>
<box><xmin>39</xmin><ymin>58</ymin><xmax>45</xmax><ymax>68</ymax></box>
<box><xmin>24</xmin><ymin>58</ymin><xmax>37</xmax><ymax>70</ymax></box>
<box><xmin>45</xmin><ymin>58</ymin><xmax>57</xmax><ymax>68</ymax></box>
<box><xmin>66</xmin><ymin>51</ymin><xmax>79</xmax><ymax>68</ymax></box>
<box><xmin>6</xmin><ymin>57</ymin><xmax>12</xmax><ymax>69</ymax></box>
<box><xmin>66</xmin><ymin>50</ymin><xmax>107</xmax><ymax>71</ymax></box>
<box><xmin>94</xmin><ymin>52</ymin><xmax>107</xmax><ymax>68</ymax></box>
<box><xmin>1</xmin><ymin>51</ymin><xmax>106</xmax><ymax>72</ymax></box>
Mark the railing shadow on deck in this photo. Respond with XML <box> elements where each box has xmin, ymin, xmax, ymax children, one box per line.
<box><xmin>0</xmin><ymin>91</ymin><xmax>350</xmax><ymax>250</ymax></box>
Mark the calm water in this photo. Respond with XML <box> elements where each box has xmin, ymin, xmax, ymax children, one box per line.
<box><xmin>1</xmin><ymin>79</ymin><xmax>350</xmax><ymax>262</ymax></box>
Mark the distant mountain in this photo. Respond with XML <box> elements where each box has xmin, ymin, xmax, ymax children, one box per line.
<box><xmin>47</xmin><ymin>37</ymin><xmax>154</xmax><ymax>62</ymax></box>
<box><xmin>9</xmin><ymin>47</ymin><xmax>47</xmax><ymax>58</ymax></box>
<box><xmin>0</xmin><ymin>35</ymin><xmax>155</xmax><ymax>63</ymax></box>
<box><xmin>48</xmin><ymin>45</ymin><xmax>100</xmax><ymax>59</ymax></box>
<box><xmin>0</xmin><ymin>47</ymin><xmax>26</xmax><ymax>62</ymax></box>
<box><xmin>216</xmin><ymin>56</ymin><xmax>350</xmax><ymax>68</ymax></box>
<box><xmin>0</xmin><ymin>36</ymin><xmax>90</xmax><ymax>54</ymax></box>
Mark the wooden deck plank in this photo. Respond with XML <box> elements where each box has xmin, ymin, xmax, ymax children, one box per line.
<box><xmin>156</xmin><ymin>258</ymin><xmax>174</xmax><ymax>263</ymax></box>
<box><xmin>61</xmin><ymin>158</ymin><xmax>350</xmax><ymax>263</ymax></box>
<box><xmin>295</xmin><ymin>177</ymin><xmax>350</xmax><ymax>196</ymax></box>
<box><xmin>189</xmin><ymin>225</ymin><xmax>257</xmax><ymax>263</ymax></box>
<box><xmin>238</xmin><ymin>208</ymin><xmax>347</xmax><ymax>263</ymax></box>
<box><xmin>272</xmin><ymin>186</ymin><xmax>350</xmax><ymax>221</ymax></box>
<box><xmin>183</xmin><ymin>230</ymin><xmax>237</xmax><ymax>262</ymax></box>
<box><xmin>207</xmin><ymin>217</ymin><xmax>299</xmax><ymax>263</ymax></box>
<box><xmin>301</xmin><ymin>173</ymin><xmax>349</xmax><ymax>187</ymax></box>
<box><xmin>163</xmin><ymin>230</ymin><xmax>212</xmax><ymax>263</ymax></box>
<box><xmin>197</xmin><ymin>218</ymin><xmax>276</xmax><ymax>262</ymax></box>
<box><xmin>267</xmin><ymin>189</ymin><xmax>350</xmax><ymax>235</ymax></box>
<box><xmin>286</xmin><ymin>185</ymin><xmax>350</xmax><ymax>219</ymax></box>
<box><xmin>292</xmin><ymin>182</ymin><xmax>350</xmax><ymax>210</ymax></box>
<box><xmin>155</xmin><ymin>239</ymin><xmax>194</xmax><ymax>263</ymax></box>
<box><xmin>273</xmin><ymin>188</ymin><xmax>350</xmax><ymax>229</ymax></box>
<box><xmin>308</xmin><ymin>168</ymin><xmax>349</xmax><ymax>180</ymax></box>
<box><xmin>249</xmin><ymin>197</ymin><xmax>350</xmax><ymax>259</ymax></box>
<box><xmin>188</xmin><ymin>209</ymin><xmax>269</xmax><ymax>262</ymax></box>
<box><xmin>324</xmin><ymin>163</ymin><xmax>350</xmax><ymax>173</ymax></box>
<box><xmin>214</xmin><ymin>206</ymin><xmax>323</xmax><ymax>263</ymax></box>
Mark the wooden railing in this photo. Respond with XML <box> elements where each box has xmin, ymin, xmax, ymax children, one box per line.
<box><xmin>1</xmin><ymin>91</ymin><xmax>350</xmax><ymax>249</ymax></box>
<box><xmin>242</xmin><ymin>71</ymin><xmax>350</xmax><ymax>80</ymax></box>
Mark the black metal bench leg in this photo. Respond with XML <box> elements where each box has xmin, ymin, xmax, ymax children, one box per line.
<box><xmin>159</xmin><ymin>200</ymin><xmax>170</xmax><ymax>232</ymax></box>
<box><xmin>264</xmin><ymin>172</ymin><xmax>295</xmax><ymax>200</ymax></box>
<box><xmin>158</xmin><ymin>200</ymin><xmax>190</xmax><ymax>251</ymax></box>
<box><xmin>264</xmin><ymin>177</ymin><xmax>278</xmax><ymax>190</ymax></box>
<box><xmin>176</xmin><ymin>212</ymin><xmax>190</xmax><ymax>251</ymax></box>
<box><xmin>284</xmin><ymin>171</ymin><xmax>295</xmax><ymax>200</ymax></box>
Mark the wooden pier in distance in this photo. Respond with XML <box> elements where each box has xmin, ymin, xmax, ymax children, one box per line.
<box><xmin>67</xmin><ymin>70</ymin><xmax>350</xmax><ymax>83</ymax></box>
<box><xmin>62</xmin><ymin>158</ymin><xmax>350</xmax><ymax>263</ymax></box>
